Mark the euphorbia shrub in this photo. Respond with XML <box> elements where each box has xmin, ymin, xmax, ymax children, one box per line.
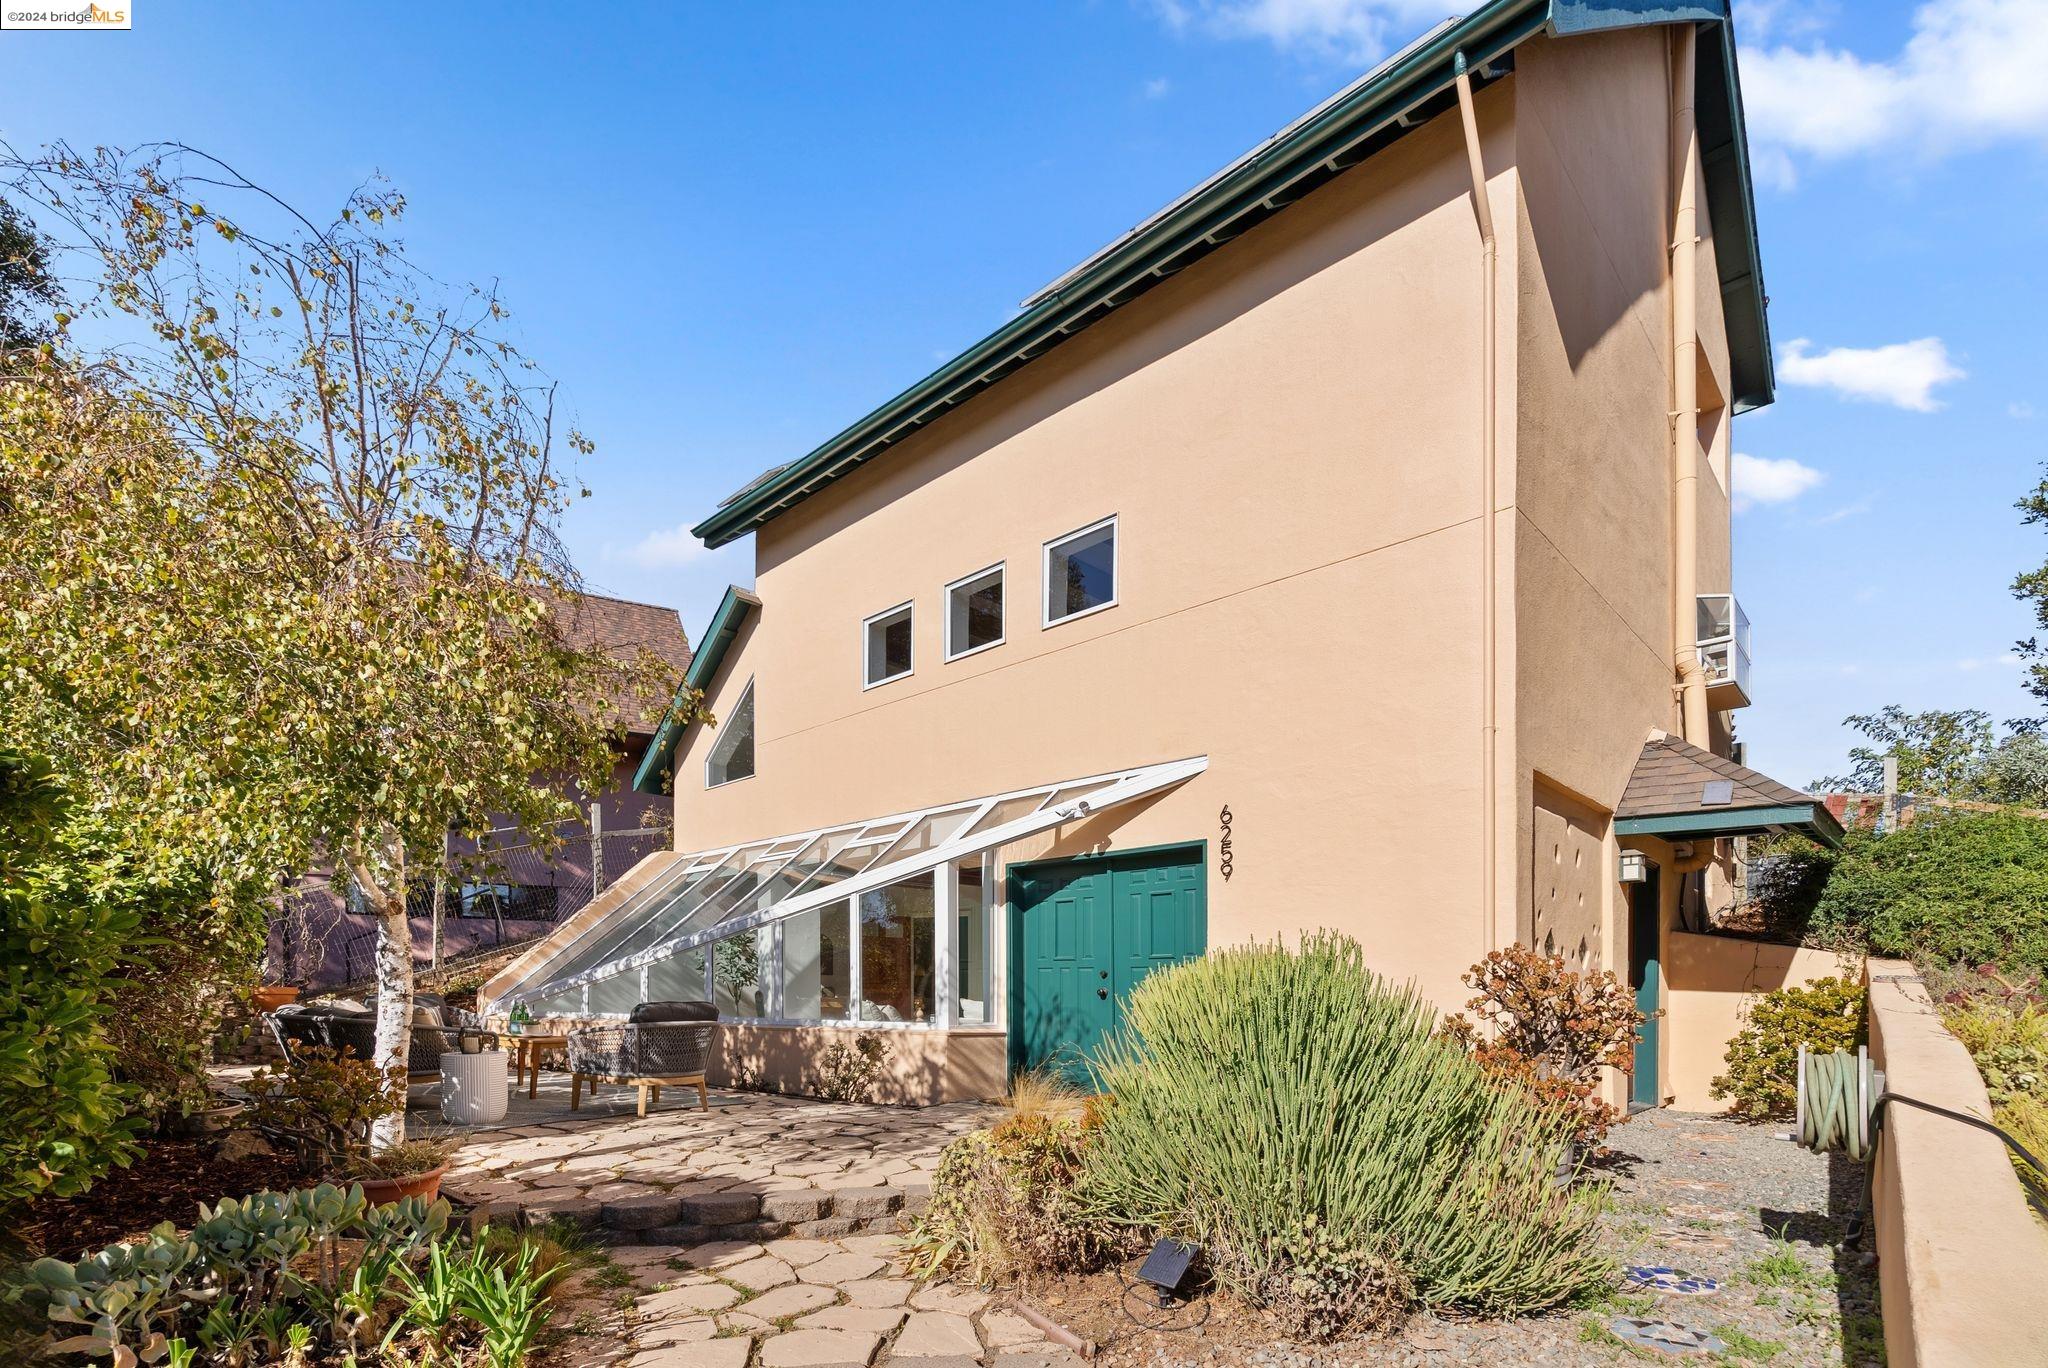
<box><xmin>1440</xmin><ymin>944</ymin><xmax>1643</xmax><ymax>1147</ymax></box>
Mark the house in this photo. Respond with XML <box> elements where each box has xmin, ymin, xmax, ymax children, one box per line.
<box><xmin>484</xmin><ymin>0</ymin><xmax>1844</xmax><ymax>1107</ymax></box>
<box><xmin>271</xmin><ymin>590</ymin><xmax>693</xmax><ymax>989</ymax></box>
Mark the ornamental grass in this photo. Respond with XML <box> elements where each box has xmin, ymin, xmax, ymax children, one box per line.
<box><xmin>1077</xmin><ymin>933</ymin><xmax>1612</xmax><ymax>1335</ymax></box>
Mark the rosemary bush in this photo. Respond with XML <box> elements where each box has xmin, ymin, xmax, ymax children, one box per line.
<box><xmin>1078</xmin><ymin>934</ymin><xmax>1611</xmax><ymax>1333</ymax></box>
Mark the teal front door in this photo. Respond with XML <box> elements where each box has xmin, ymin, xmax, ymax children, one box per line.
<box><xmin>1009</xmin><ymin>844</ymin><xmax>1206</xmax><ymax>1083</ymax></box>
<box><xmin>1628</xmin><ymin>864</ymin><xmax>1662</xmax><ymax>1111</ymax></box>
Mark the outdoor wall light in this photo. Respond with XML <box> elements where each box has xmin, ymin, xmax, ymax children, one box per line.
<box><xmin>1618</xmin><ymin>850</ymin><xmax>1649</xmax><ymax>884</ymax></box>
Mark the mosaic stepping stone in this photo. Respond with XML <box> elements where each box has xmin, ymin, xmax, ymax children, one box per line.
<box><xmin>1625</xmin><ymin>1266</ymin><xmax>1721</xmax><ymax>1295</ymax></box>
<box><xmin>1654</xmin><ymin>1228</ymin><xmax>1734</xmax><ymax>1250</ymax></box>
<box><xmin>1611</xmin><ymin>1317</ymin><xmax>1728</xmax><ymax>1356</ymax></box>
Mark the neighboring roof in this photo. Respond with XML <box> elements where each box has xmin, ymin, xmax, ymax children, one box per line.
<box><xmin>631</xmin><ymin>585</ymin><xmax>760</xmax><ymax>794</ymax></box>
<box><xmin>692</xmin><ymin>0</ymin><xmax>1771</xmax><ymax>549</ymax></box>
<box><xmin>546</xmin><ymin>589</ymin><xmax>694</xmax><ymax>738</ymax></box>
<box><xmin>1617</xmin><ymin>734</ymin><xmax>1845</xmax><ymax>847</ymax></box>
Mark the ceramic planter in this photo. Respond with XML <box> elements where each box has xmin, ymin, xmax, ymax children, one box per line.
<box><xmin>251</xmin><ymin>985</ymin><xmax>302</xmax><ymax>1014</ymax></box>
<box><xmin>346</xmin><ymin>1161</ymin><xmax>449</xmax><ymax>1207</ymax></box>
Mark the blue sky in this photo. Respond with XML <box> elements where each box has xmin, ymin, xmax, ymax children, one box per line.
<box><xmin>5</xmin><ymin>0</ymin><xmax>2045</xmax><ymax>787</ymax></box>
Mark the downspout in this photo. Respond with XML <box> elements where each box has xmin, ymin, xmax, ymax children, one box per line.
<box><xmin>1453</xmin><ymin>53</ymin><xmax>1500</xmax><ymax>953</ymax></box>
<box><xmin>1670</xmin><ymin>24</ymin><xmax>1710</xmax><ymax>744</ymax></box>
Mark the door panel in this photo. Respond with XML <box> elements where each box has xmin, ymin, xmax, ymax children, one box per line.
<box><xmin>1011</xmin><ymin>864</ymin><xmax>1115</xmax><ymax>1079</ymax></box>
<box><xmin>1011</xmin><ymin>846</ymin><xmax>1205</xmax><ymax>1082</ymax></box>
<box><xmin>1628</xmin><ymin>865</ymin><xmax>1662</xmax><ymax>1110</ymax></box>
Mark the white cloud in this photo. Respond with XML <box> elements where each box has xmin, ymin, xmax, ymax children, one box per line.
<box><xmin>1147</xmin><ymin>0</ymin><xmax>1452</xmax><ymax>64</ymax></box>
<box><xmin>1731</xmin><ymin>452</ymin><xmax>1824</xmax><ymax>511</ymax></box>
<box><xmin>1956</xmin><ymin>653</ymin><xmax>2021</xmax><ymax>671</ymax></box>
<box><xmin>2012</xmin><ymin>401</ymin><xmax>2037</xmax><ymax>420</ymax></box>
<box><xmin>1779</xmin><ymin>336</ymin><xmax>1964</xmax><ymax>411</ymax></box>
<box><xmin>615</xmin><ymin>523</ymin><xmax>713</xmax><ymax>571</ymax></box>
<box><xmin>1143</xmin><ymin>76</ymin><xmax>1173</xmax><ymax>99</ymax></box>
<box><xmin>1742</xmin><ymin>0</ymin><xmax>2048</xmax><ymax>169</ymax></box>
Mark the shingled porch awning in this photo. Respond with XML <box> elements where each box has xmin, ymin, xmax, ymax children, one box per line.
<box><xmin>1616</xmin><ymin>734</ymin><xmax>1845</xmax><ymax>849</ymax></box>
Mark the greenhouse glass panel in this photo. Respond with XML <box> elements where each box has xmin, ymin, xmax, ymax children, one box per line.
<box><xmin>492</xmin><ymin>757</ymin><xmax>1209</xmax><ymax>1014</ymax></box>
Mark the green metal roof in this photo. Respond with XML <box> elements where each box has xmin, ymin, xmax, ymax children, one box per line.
<box><xmin>691</xmin><ymin>0</ymin><xmax>1770</xmax><ymax>550</ymax></box>
<box><xmin>631</xmin><ymin>586</ymin><xmax>760</xmax><ymax>795</ymax></box>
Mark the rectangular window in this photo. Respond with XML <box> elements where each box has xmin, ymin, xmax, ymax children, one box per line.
<box><xmin>944</xmin><ymin>563</ymin><xmax>1005</xmax><ymax>661</ymax></box>
<box><xmin>647</xmin><ymin>946</ymin><xmax>707</xmax><ymax>1003</ymax></box>
<box><xmin>782</xmin><ymin>903</ymin><xmax>852</xmax><ymax>1021</ymax></box>
<box><xmin>863</xmin><ymin>603</ymin><xmax>914</xmax><ymax>688</ymax></box>
<box><xmin>712</xmin><ymin>927</ymin><xmax>769</xmax><ymax>1020</ymax></box>
<box><xmin>1044</xmin><ymin>515</ymin><xmax>1118</xmax><ymax>625</ymax></box>
<box><xmin>858</xmin><ymin>875</ymin><xmax>936</xmax><ymax>1024</ymax></box>
<box><xmin>956</xmin><ymin>862</ymin><xmax>990</xmax><ymax>1024</ymax></box>
<box><xmin>705</xmin><ymin>679</ymin><xmax>755</xmax><ymax>787</ymax></box>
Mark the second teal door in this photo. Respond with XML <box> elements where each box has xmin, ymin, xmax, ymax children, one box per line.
<box><xmin>1009</xmin><ymin>844</ymin><xmax>1206</xmax><ymax>1083</ymax></box>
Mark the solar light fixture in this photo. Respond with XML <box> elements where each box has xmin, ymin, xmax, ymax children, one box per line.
<box><xmin>1136</xmin><ymin>1238</ymin><xmax>1199</xmax><ymax>1308</ymax></box>
<box><xmin>1618</xmin><ymin>850</ymin><xmax>1649</xmax><ymax>884</ymax></box>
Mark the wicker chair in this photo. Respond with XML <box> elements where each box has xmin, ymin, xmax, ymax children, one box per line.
<box><xmin>269</xmin><ymin>996</ymin><xmax>496</xmax><ymax>1082</ymax></box>
<box><xmin>567</xmin><ymin>1001</ymin><xmax>718</xmax><ymax>1117</ymax></box>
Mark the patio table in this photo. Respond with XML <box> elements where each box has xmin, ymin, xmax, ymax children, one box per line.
<box><xmin>510</xmin><ymin>1033</ymin><xmax>569</xmax><ymax>1099</ymax></box>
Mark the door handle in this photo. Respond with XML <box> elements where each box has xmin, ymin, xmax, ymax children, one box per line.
<box><xmin>1097</xmin><ymin>988</ymin><xmax>1109</xmax><ymax>1000</ymax></box>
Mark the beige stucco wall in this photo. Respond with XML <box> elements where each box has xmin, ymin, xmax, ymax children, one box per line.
<box><xmin>1509</xmin><ymin>27</ymin><xmax>1690</xmax><ymax>972</ymax></box>
<box><xmin>1865</xmin><ymin>958</ymin><xmax>2048</xmax><ymax>1367</ymax></box>
<box><xmin>709</xmin><ymin>1024</ymin><xmax>1005</xmax><ymax>1107</ymax></box>
<box><xmin>1662</xmin><ymin>929</ymin><xmax>1851</xmax><ymax>1111</ymax></box>
<box><xmin>607</xmin><ymin>27</ymin><xmax>1749</xmax><ymax>1099</ymax></box>
<box><xmin>671</xmin><ymin>76</ymin><xmax>1521</xmax><ymax>1016</ymax></box>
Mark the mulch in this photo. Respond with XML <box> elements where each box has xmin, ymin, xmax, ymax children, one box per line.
<box><xmin>21</xmin><ymin>1138</ymin><xmax>308</xmax><ymax>1262</ymax></box>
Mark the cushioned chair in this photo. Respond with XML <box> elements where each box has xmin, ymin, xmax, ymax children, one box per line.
<box><xmin>269</xmin><ymin>994</ymin><xmax>495</xmax><ymax>1082</ymax></box>
<box><xmin>567</xmin><ymin>1001</ymin><xmax>718</xmax><ymax>1117</ymax></box>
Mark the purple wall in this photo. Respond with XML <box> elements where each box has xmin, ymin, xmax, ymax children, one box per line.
<box><xmin>269</xmin><ymin>750</ymin><xmax>672</xmax><ymax>989</ymax></box>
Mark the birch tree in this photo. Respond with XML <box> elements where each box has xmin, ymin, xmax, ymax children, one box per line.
<box><xmin>2</xmin><ymin>143</ymin><xmax>696</xmax><ymax>1146</ymax></box>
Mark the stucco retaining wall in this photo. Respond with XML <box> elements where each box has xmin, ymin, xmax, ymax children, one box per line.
<box><xmin>1866</xmin><ymin>957</ymin><xmax>2048</xmax><ymax>1367</ymax></box>
<box><xmin>1663</xmin><ymin>931</ymin><xmax>1851</xmax><ymax>1110</ymax></box>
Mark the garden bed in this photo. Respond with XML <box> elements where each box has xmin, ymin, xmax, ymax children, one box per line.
<box><xmin>991</xmin><ymin>1113</ymin><xmax>1881</xmax><ymax>1366</ymax></box>
<box><xmin>20</xmin><ymin>1136</ymin><xmax>305</xmax><ymax>1261</ymax></box>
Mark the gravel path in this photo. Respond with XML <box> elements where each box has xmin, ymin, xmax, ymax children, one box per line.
<box><xmin>1131</xmin><ymin>1111</ymin><xmax>1884</xmax><ymax>1366</ymax></box>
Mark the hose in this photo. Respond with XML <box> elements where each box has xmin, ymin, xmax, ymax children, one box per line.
<box><xmin>1795</xmin><ymin>1048</ymin><xmax>2048</xmax><ymax>1232</ymax></box>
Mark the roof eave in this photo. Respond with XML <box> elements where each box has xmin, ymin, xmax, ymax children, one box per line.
<box><xmin>631</xmin><ymin>586</ymin><xmax>761</xmax><ymax>795</ymax></box>
<box><xmin>1617</xmin><ymin>801</ymin><xmax>1844</xmax><ymax>848</ymax></box>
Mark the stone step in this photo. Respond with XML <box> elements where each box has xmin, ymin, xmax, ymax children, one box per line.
<box><xmin>458</xmin><ymin>1180</ymin><xmax>933</xmax><ymax>1247</ymax></box>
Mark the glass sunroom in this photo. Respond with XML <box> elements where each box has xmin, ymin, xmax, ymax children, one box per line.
<box><xmin>486</xmin><ymin>756</ymin><xmax>1207</xmax><ymax>1029</ymax></box>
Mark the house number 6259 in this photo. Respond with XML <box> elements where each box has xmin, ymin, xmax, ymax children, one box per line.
<box><xmin>1219</xmin><ymin>805</ymin><xmax>1234</xmax><ymax>881</ymax></box>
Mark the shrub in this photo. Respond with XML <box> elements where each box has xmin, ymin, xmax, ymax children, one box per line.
<box><xmin>0</xmin><ymin>749</ymin><xmax>145</xmax><ymax>1229</ymax></box>
<box><xmin>1939</xmin><ymin>999</ymin><xmax>2048</xmax><ymax>1104</ymax></box>
<box><xmin>1710</xmin><ymin>977</ymin><xmax>1864</xmax><ymax>1119</ymax></box>
<box><xmin>243</xmin><ymin>1045</ymin><xmax>405</xmax><ymax>1172</ymax></box>
<box><xmin>1077</xmin><ymin>934</ymin><xmax>1611</xmax><ymax>1336</ymax></box>
<box><xmin>1803</xmin><ymin>813</ymin><xmax>2048</xmax><ymax>967</ymax></box>
<box><xmin>904</xmin><ymin>1079</ymin><xmax>1131</xmax><ymax>1286</ymax></box>
<box><xmin>1995</xmin><ymin>1092</ymin><xmax>2048</xmax><ymax>1210</ymax></box>
<box><xmin>1440</xmin><ymin>944</ymin><xmax>1643</xmax><ymax>1148</ymax></box>
<box><xmin>813</xmin><ymin>1035</ymin><xmax>889</xmax><ymax>1103</ymax></box>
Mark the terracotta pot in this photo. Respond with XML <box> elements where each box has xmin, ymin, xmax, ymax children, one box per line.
<box><xmin>251</xmin><ymin>985</ymin><xmax>302</xmax><ymax>1013</ymax></box>
<box><xmin>344</xmin><ymin>1161</ymin><xmax>449</xmax><ymax>1206</ymax></box>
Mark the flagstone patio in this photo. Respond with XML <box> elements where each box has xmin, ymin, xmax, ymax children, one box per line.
<box><xmin>596</xmin><ymin>1232</ymin><xmax>1085</xmax><ymax>1368</ymax></box>
<box><xmin>438</xmin><ymin>1077</ymin><xmax>999</xmax><ymax>1247</ymax></box>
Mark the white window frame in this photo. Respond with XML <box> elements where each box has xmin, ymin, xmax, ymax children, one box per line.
<box><xmin>862</xmin><ymin>601</ymin><xmax>915</xmax><ymax>690</ymax></box>
<box><xmin>704</xmin><ymin>677</ymin><xmax>756</xmax><ymax>789</ymax></box>
<box><xmin>1042</xmin><ymin>513</ymin><xmax>1119</xmax><ymax>628</ymax></box>
<box><xmin>943</xmin><ymin>561</ymin><xmax>1007</xmax><ymax>662</ymax></box>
